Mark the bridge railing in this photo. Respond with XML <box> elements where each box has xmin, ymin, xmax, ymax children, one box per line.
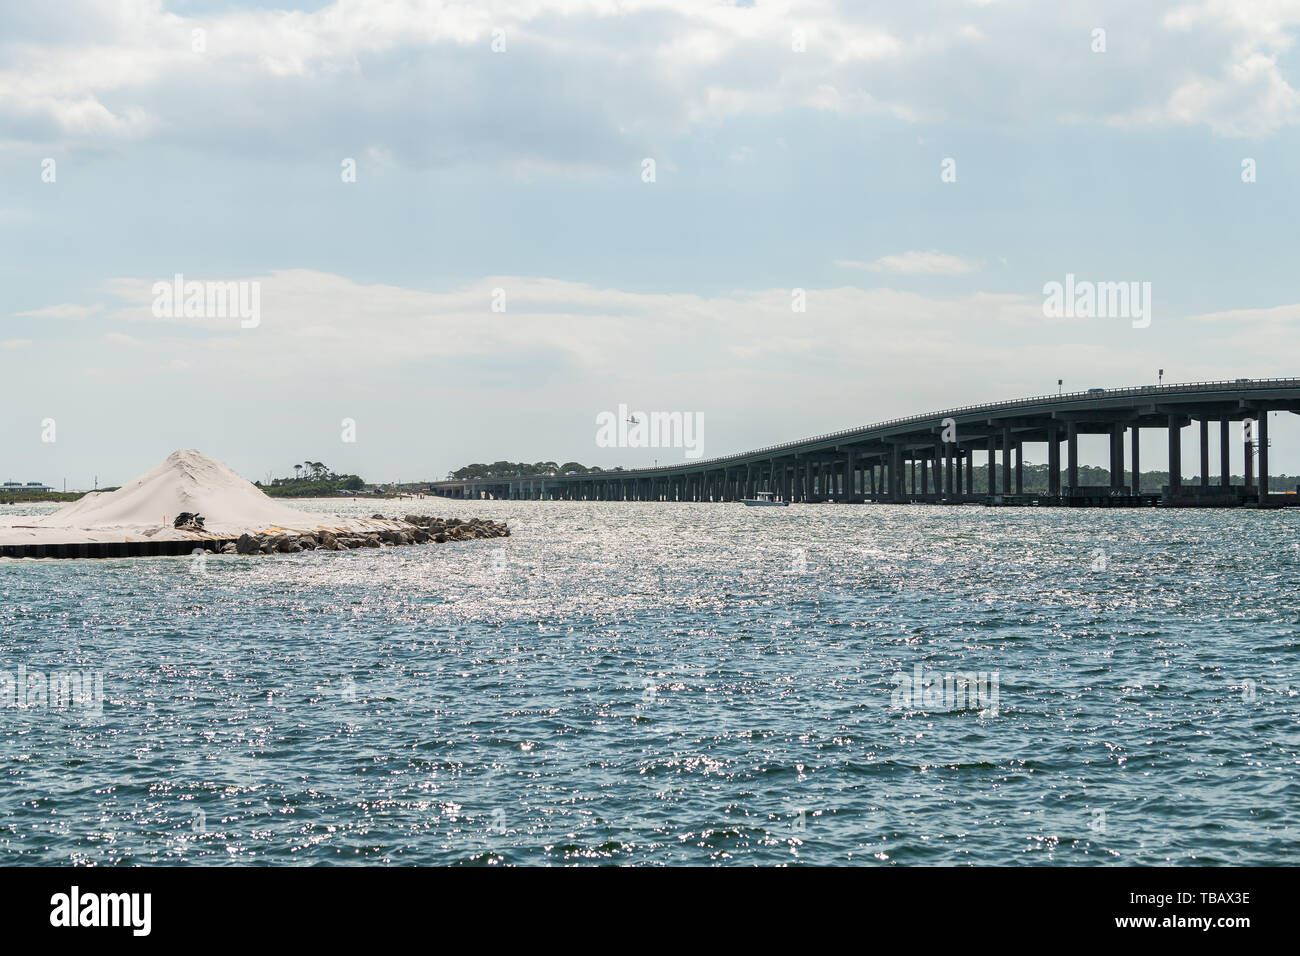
<box><xmin>439</xmin><ymin>377</ymin><xmax>1300</xmax><ymax>483</ymax></box>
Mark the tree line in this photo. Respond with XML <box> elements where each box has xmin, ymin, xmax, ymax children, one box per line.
<box><xmin>257</xmin><ymin>461</ymin><xmax>365</xmax><ymax>496</ymax></box>
<box><xmin>447</xmin><ymin>461</ymin><xmax>624</xmax><ymax>479</ymax></box>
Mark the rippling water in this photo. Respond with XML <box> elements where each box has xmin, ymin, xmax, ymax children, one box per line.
<box><xmin>2</xmin><ymin>498</ymin><xmax>1297</xmax><ymax>865</ymax></box>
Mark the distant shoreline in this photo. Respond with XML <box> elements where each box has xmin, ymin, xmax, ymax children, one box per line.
<box><xmin>0</xmin><ymin>492</ymin><xmax>92</xmax><ymax>505</ymax></box>
<box><xmin>0</xmin><ymin>490</ymin><xmax>427</xmax><ymax>505</ymax></box>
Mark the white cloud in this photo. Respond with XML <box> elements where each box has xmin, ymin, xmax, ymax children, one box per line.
<box><xmin>103</xmin><ymin>332</ymin><xmax>144</xmax><ymax>347</ymax></box>
<box><xmin>13</xmin><ymin>267</ymin><xmax>1189</xmax><ymax>388</ymax></box>
<box><xmin>0</xmin><ymin>339</ymin><xmax>32</xmax><ymax>350</ymax></box>
<box><xmin>3</xmin><ymin>0</ymin><xmax>1296</xmax><ymax>170</ymax></box>
<box><xmin>8</xmin><ymin>268</ymin><xmax>1298</xmax><ymax>479</ymax></box>
<box><xmin>1188</xmin><ymin>302</ymin><xmax>1300</xmax><ymax>323</ymax></box>
<box><xmin>836</xmin><ymin>251</ymin><xmax>980</xmax><ymax>276</ymax></box>
<box><xmin>13</xmin><ymin>303</ymin><xmax>104</xmax><ymax>320</ymax></box>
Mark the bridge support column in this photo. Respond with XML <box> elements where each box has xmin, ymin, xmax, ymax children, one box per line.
<box><xmin>1015</xmin><ymin>442</ymin><xmax>1023</xmax><ymax>494</ymax></box>
<box><xmin>1130</xmin><ymin>425</ymin><xmax>1140</xmax><ymax>494</ymax></box>
<box><xmin>1258</xmin><ymin>412</ymin><xmax>1270</xmax><ymax>502</ymax></box>
<box><xmin>987</xmin><ymin>436</ymin><xmax>997</xmax><ymax>495</ymax></box>
<box><xmin>1199</xmin><ymin>420</ymin><xmax>1210</xmax><ymax>488</ymax></box>
<box><xmin>1168</xmin><ymin>415</ymin><xmax>1182</xmax><ymax>489</ymax></box>
<box><xmin>1220</xmin><ymin>419</ymin><xmax>1231</xmax><ymax>489</ymax></box>
<box><xmin>1001</xmin><ymin>428</ymin><xmax>1012</xmax><ymax>496</ymax></box>
<box><xmin>1047</xmin><ymin>423</ymin><xmax>1060</xmax><ymax>496</ymax></box>
<box><xmin>1067</xmin><ymin>423</ymin><xmax>1079</xmax><ymax>493</ymax></box>
<box><xmin>890</xmin><ymin>444</ymin><xmax>903</xmax><ymax>502</ymax></box>
<box><xmin>1110</xmin><ymin>424</ymin><xmax>1124</xmax><ymax>489</ymax></box>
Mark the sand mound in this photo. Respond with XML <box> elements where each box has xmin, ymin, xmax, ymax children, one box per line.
<box><xmin>1</xmin><ymin>450</ymin><xmax>397</xmax><ymax>546</ymax></box>
<box><xmin>37</xmin><ymin>449</ymin><xmax>334</xmax><ymax>530</ymax></box>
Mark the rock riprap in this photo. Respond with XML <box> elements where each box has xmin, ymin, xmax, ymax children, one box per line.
<box><xmin>227</xmin><ymin>516</ymin><xmax>509</xmax><ymax>555</ymax></box>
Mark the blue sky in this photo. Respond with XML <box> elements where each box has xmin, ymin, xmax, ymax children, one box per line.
<box><xmin>3</xmin><ymin>0</ymin><xmax>1300</xmax><ymax>486</ymax></box>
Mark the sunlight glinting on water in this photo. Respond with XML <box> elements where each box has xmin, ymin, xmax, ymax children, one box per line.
<box><xmin>2</xmin><ymin>498</ymin><xmax>1297</xmax><ymax>864</ymax></box>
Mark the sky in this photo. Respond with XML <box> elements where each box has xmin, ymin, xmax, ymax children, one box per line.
<box><xmin>3</xmin><ymin>0</ymin><xmax>1300</xmax><ymax>488</ymax></box>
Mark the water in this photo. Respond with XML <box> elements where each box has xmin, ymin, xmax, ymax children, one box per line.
<box><xmin>2</xmin><ymin>499</ymin><xmax>1297</xmax><ymax>865</ymax></box>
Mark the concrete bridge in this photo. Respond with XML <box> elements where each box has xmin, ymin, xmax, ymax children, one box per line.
<box><xmin>429</xmin><ymin>379</ymin><xmax>1300</xmax><ymax>507</ymax></box>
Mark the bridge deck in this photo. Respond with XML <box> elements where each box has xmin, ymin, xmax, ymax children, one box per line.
<box><xmin>429</xmin><ymin>379</ymin><xmax>1300</xmax><ymax>507</ymax></box>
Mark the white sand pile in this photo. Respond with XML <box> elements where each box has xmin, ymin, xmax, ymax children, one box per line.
<box><xmin>0</xmin><ymin>450</ymin><xmax>403</xmax><ymax>546</ymax></box>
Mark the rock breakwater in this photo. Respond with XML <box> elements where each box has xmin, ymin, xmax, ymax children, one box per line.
<box><xmin>226</xmin><ymin>515</ymin><xmax>509</xmax><ymax>555</ymax></box>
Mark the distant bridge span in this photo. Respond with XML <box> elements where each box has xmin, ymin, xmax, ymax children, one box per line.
<box><xmin>429</xmin><ymin>379</ymin><xmax>1300</xmax><ymax>507</ymax></box>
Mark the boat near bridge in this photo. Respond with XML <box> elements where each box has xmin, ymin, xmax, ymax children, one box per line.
<box><xmin>740</xmin><ymin>491</ymin><xmax>789</xmax><ymax>507</ymax></box>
